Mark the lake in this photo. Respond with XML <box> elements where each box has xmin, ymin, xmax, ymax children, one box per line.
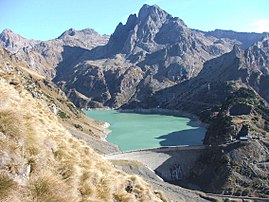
<box><xmin>84</xmin><ymin>110</ymin><xmax>206</xmax><ymax>152</ymax></box>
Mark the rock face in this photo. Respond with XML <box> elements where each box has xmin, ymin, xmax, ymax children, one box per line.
<box><xmin>140</xmin><ymin>37</ymin><xmax>269</xmax><ymax>112</ymax></box>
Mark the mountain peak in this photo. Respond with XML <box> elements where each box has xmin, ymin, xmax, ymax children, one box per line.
<box><xmin>58</xmin><ymin>28</ymin><xmax>101</xmax><ymax>39</ymax></box>
<box><xmin>1</xmin><ymin>29</ymin><xmax>25</xmax><ymax>39</ymax></box>
<box><xmin>231</xmin><ymin>44</ymin><xmax>243</xmax><ymax>58</ymax></box>
<box><xmin>1</xmin><ymin>29</ymin><xmax>13</xmax><ymax>35</ymax></box>
<box><xmin>138</xmin><ymin>4</ymin><xmax>170</xmax><ymax>21</ymax></box>
<box><xmin>140</xmin><ymin>4</ymin><xmax>161</xmax><ymax>11</ymax></box>
<box><xmin>0</xmin><ymin>29</ymin><xmax>33</xmax><ymax>53</ymax></box>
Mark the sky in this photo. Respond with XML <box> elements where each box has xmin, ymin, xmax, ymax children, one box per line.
<box><xmin>1</xmin><ymin>0</ymin><xmax>269</xmax><ymax>40</ymax></box>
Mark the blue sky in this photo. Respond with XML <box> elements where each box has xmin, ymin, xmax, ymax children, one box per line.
<box><xmin>1</xmin><ymin>0</ymin><xmax>269</xmax><ymax>40</ymax></box>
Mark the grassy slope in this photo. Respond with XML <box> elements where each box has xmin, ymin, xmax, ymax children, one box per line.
<box><xmin>0</xmin><ymin>46</ymin><xmax>118</xmax><ymax>154</ymax></box>
<box><xmin>0</xmin><ymin>47</ymin><xmax>167</xmax><ymax>201</ymax></box>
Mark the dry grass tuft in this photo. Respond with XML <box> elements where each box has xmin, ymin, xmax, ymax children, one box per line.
<box><xmin>0</xmin><ymin>173</ymin><xmax>16</xmax><ymax>199</ymax></box>
<box><xmin>0</xmin><ymin>110</ymin><xmax>23</xmax><ymax>139</ymax></box>
<box><xmin>28</xmin><ymin>172</ymin><xmax>77</xmax><ymax>202</ymax></box>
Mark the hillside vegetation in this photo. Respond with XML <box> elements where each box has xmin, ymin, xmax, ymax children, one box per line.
<box><xmin>0</xmin><ymin>47</ymin><xmax>167</xmax><ymax>201</ymax></box>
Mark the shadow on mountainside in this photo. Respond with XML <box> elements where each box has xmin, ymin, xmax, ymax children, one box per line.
<box><xmin>156</xmin><ymin>118</ymin><xmax>206</xmax><ymax>146</ymax></box>
<box><xmin>156</xmin><ymin>128</ymin><xmax>206</xmax><ymax>146</ymax></box>
<box><xmin>53</xmin><ymin>46</ymin><xmax>91</xmax><ymax>82</ymax></box>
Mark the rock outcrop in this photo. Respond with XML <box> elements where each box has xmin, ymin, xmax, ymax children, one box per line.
<box><xmin>229</xmin><ymin>103</ymin><xmax>252</xmax><ymax>116</ymax></box>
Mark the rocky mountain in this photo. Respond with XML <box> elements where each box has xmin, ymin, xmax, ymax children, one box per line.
<box><xmin>1</xmin><ymin>5</ymin><xmax>267</xmax><ymax>109</ymax></box>
<box><xmin>1</xmin><ymin>3</ymin><xmax>269</xmax><ymax>200</ymax></box>
<box><xmin>145</xmin><ymin>36</ymin><xmax>269</xmax><ymax>110</ymax></box>
<box><xmin>0</xmin><ymin>28</ymin><xmax>109</xmax><ymax>78</ymax></box>
<box><xmin>126</xmin><ymin>37</ymin><xmax>269</xmax><ymax>197</ymax></box>
<box><xmin>53</xmin><ymin>4</ymin><xmax>241</xmax><ymax>108</ymax></box>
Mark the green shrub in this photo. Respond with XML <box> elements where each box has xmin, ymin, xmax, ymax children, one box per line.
<box><xmin>74</xmin><ymin>124</ymin><xmax>83</xmax><ymax>131</ymax></box>
<box><xmin>57</xmin><ymin>110</ymin><xmax>69</xmax><ymax>119</ymax></box>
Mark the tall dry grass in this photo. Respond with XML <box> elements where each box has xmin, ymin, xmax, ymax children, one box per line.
<box><xmin>0</xmin><ymin>68</ymin><xmax>166</xmax><ymax>202</ymax></box>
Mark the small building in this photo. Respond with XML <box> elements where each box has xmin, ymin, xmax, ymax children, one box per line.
<box><xmin>239</xmin><ymin>136</ymin><xmax>249</xmax><ymax>142</ymax></box>
<box><xmin>237</xmin><ymin>124</ymin><xmax>250</xmax><ymax>143</ymax></box>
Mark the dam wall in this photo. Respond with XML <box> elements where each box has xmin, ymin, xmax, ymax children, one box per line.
<box><xmin>106</xmin><ymin>145</ymin><xmax>207</xmax><ymax>182</ymax></box>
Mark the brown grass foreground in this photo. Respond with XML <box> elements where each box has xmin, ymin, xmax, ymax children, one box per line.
<box><xmin>0</xmin><ymin>77</ymin><xmax>167</xmax><ymax>201</ymax></box>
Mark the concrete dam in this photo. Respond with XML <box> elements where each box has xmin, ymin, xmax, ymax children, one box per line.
<box><xmin>106</xmin><ymin>145</ymin><xmax>207</xmax><ymax>182</ymax></box>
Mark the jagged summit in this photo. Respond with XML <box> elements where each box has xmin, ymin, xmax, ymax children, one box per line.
<box><xmin>0</xmin><ymin>29</ymin><xmax>25</xmax><ymax>37</ymax></box>
<box><xmin>231</xmin><ymin>44</ymin><xmax>244</xmax><ymax>57</ymax></box>
<box><xmin>1</xmin><ymin>28</ymin><xmax>15</xmax><ymax>35</ymax></box>
<box><xmin>91</xmin><ymin>4</ymin><xmax>192</xmax><ymax>58</ymax></box>
<box><xmin>138</xmin><ymin>4</ymin><xmax>171</xmax><ymax>21</ymax></box>
<box><xmin>0</xmin><ymin>28</ymin><xmax>37</xmax><ymax>53</ymax></box>
<box><xmin>1</xmin><ymin>4</ymin><xmax>266</xmax><ymax>109</ymax></box>
<box><xmin>55</xmin><ymin>4</ymin><xmax>239</xmax><ymax>108</ymax></box>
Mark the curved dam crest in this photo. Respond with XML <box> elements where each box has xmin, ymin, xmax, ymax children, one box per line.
<box><xmin>84</xmin><ymin>110</ymin><xmax>206</xmax><ymax>152</ymax></box>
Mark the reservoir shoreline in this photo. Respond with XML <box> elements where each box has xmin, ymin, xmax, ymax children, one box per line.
<box><xmin>85</xmin><ymin>108</ymin><xmax>207</xmax><ymax>152</ymax></box>
<box><xmin>118</xmin><ymin>108</ymin><xmax>208</xmax><ymax>128</ymax></box>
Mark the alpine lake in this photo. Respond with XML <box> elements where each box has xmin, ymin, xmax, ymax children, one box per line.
<box><xmin>84</xmin><ymin>110</ymin><xmax>206</xmax><ymax>152</ymax></box>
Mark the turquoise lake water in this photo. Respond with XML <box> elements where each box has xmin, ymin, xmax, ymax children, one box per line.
<box><xmin>84</xmin><ymin>110</ymin><xmax>206</xmax><ymax>152</ymax></box>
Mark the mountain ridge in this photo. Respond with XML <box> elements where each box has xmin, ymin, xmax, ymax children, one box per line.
<box><xmin>53</xmin><ymin>4</ymin><xmax>246</xmax><ymax>108</ymax></box>
<box><xmin>0</xmin><ymin>27</ymin><xmax>109</xmax><ymax>78</ymax></box>
<box><xmin>1</xmin><ymin>5</ymin><xmax>267</xmax><ymax>109</ymax></box>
